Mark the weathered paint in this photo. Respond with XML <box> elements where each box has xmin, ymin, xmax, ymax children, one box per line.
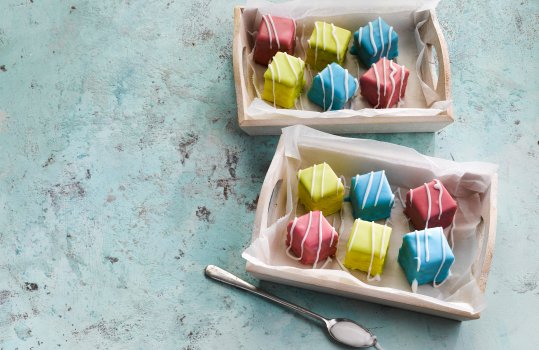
<box><xmin>0</xmin><ymin>0</ymin><xmax>537</xmax><ymax>349</ymax></box>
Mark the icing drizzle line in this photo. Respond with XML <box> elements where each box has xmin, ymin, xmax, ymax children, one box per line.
<box><xmin>433</xmin><ymin>179</ymin><xmax>444</xmax><ymax>219</ymax></box>
<box><xmin>424</xmin><ymin>183</ymin><xmax>431</xmax><ymax>262</ymax></box>
<box><xmin>372</xmin><ymin>63</ymin><xmax>381</xmax><ymax>108</ymax></box>
<box><xmin>373</xmin><ymin>170</ymin><xmax>385</xmax><ymax>207</ymax></box>
<box><xmin>361</xmin><ymin>171</ymin><xmax>374</xmax><ymax>210</ymax></box>
<box><xmin>433</xmin><ymin>227</ymin><xmax>449</xmax><ymax>287</ymax></box>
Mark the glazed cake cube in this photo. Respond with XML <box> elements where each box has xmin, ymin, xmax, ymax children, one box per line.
<box><xmin>344</xmin><ymin>219</ymin><xmax>392</xmax><ymax>279</ymax></box>
<box><xmin>306</xmin><ymin>21</ymin><xmax>351</xmax><ymax>71</ymax></box>
<box><xmin>350</xmin><ymin>17</ymin><xmax>399</xmax><ymax>67</ymax></box>
<box><xmin>262</xmin><ymin>52</ymin><xmax>306</xmax><ymax>108</ymax></box>
<box><xmin>286</xmin><ymin>211</ymin><xmax>338</xmax><ymax>267</ymax></box>
<box><xmin>360</xmin><ymin>58</ymin><xmax>409</xmax><ymax>108</ymax></box>
<box><xmin>398</xmin><ymin>227</ymin><xmax>455</xmax><ymax>290</ymax></box>
<box><xmin>307</xmin><ymin>63</ymin><xmax>358</xmax><ymax>111</ymax></box>
<box><xmin>297</xmin><ymin>162</ymin><xmax>344</xmax><ymax>216</ymax></box>
<box><xmin>404</xmin><ymin>179</ymin><xmax>457</xmax><ymax>230</ymax></box>
<box><xmin>254</xmin><ymin>15</ymin><xmax>297</xmax><ymax>65</ymax></box>
<box><xmin>350</xmin><ymin>170</ymin><xmax>394</xmax><ymax>221</ymax></box>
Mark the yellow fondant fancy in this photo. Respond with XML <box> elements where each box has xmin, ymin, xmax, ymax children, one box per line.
<box><xmin>344</xmin><ymin>219</ymin><xmax>392</xmax><ymax>278</ymax></box>
<box><xmin>306</xmin><ymin>21</ymin><xmax>351</xmax><ymax>71</ymax></box>
<box><xmin>262</xmin><ymin>52</ymin><xmax>306</xmax><ymax>109</ymax></box>
<box><xmin>297</xmin><ymin>163</ymin><xmax>344</xmax><ymax>216</ymax></box>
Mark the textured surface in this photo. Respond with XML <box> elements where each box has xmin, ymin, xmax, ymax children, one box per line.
<box><xmin>0</xmin><ymin>0</ymin><xmax>537</xmax><ymax>349</ymax></box>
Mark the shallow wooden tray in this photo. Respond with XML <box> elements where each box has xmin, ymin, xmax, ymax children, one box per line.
<box><xmin>233</xmin><ymin>6</ymin><xmax>454</xmax><ymax>135</ymax></box>
<box><xmin>244</xmin><ymin>130</ymin><xmax>497</xmax><ymax>321</ymax></box>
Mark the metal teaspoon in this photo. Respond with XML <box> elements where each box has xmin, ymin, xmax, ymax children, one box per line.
<box><xmin>205</xmin><ymin>265</ymin><xmax>383</xmax><ymax>349</ymax></box>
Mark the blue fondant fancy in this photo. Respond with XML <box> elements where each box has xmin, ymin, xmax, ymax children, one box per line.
<box><xmin>350</xmin><ymin>17</ymin><xmax>399</xmax><ymax>66</ymax></box>
<box><xmin>349</xmin><ymin>170</ymin><xmax>394</xmax><ymax>221</ymax></box>
<box><xmin>307</xmin><ymin>63</ymin><xmax>358</xmax><ymax>111</ymax></box>
<box><xmin>398</xmin><ymin>227</ymin><xmax>455</xmax><ymax>286</ymax></box>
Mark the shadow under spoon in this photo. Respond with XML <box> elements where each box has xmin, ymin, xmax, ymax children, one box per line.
<box><xmin>205</xmin><ymin>265</ymin><xmax>383</xmax><ymax>349</ymax></box>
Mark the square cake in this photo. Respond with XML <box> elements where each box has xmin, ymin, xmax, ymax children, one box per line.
<box><xmin>350</xmin><ymin>17</ymin><xmax>399</xmax><ymax>67</ymax></box>
<box><xmin>297</xmin><ymin>162</ymin><xmax>344</xmax><ymax>216</ymax></box>
<box><xmin>350</xmin><ymin>170</ymin><xmax>394</xmax><ymax>221</ymax></box>
<box><xmin>344</xmin><ymin>219</ymin><xmax>392</xmax><ymax>280</ymax></box>
<box><xmin>398</xmin><ymin>227</ymin><xmax>455</xmax><ymax>291</ymax></box>
<box><xmin>360</xmin><ymin>58</ymin><xmax>409</xmax><ymax>108</ymax></box>
<box><xmin>253</xmin><ymin>15</ymin><xmax>297</xmax><ymax>65</ymax></box>
<box><xmin>307</xmin><ymin>63</ymin><xmax>358</xmax><ymax>111</ymax></box>
<box><xmin>404</xmin><ymin>179</ymin><xmax>457</xmax><ymax>230</ymax></box>
<box><xmin>286</xmin><ymin>211</ymin><xmax>338</xmax><ymax>267</ymax></box>
<box><xmin>262</xmin><ymin>52</ymin><xmax>306</xmax><ymax>108</ymax></box>
<box><xmin>306</xmin><ymin>21</ymin><xmax>352</xmax><ymax>71</ymax></box>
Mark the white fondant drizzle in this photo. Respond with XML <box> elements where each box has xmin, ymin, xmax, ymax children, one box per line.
<box><xmin>378</xmin><ymin>18</ymin><xmax>384</xmax><ymax>60</ymax></box>
<box><xmin>348</xmin><ymin>220</ymin><xmax>360</xmax><ymax>252</ymax></box>
<box><xmin>366</xmin><ymin>221</ymin><xmax>380</xmax><ymax>282</ymax></box>
<box><xmin>433</xmin><ymin>227</ymin><xmax>448</xmax><ymax>287</ymax></box>
<box><xmin>310</xmin><ymin>164</ymin><xmax>317</xmax><ymax>197</ymax></box>
<box><xmin>368</xmin><ymin>22</ymin><xmax>377</xmax><ymax>57</ymax></box>
<box><xmin>382</xmin><ymin>57</ymin><xmax>387</xmax><ymax>96</ymax></box>
<box><xmin>449</xmin><ymin>213</ymin><xmax>456</xmax><ymax>249</ymax></box>
<box><xmin>285</xmin><ymin>217</ymin><xmax>301</xmax><ymax>260</ymax></box>
<box><xmin>411</xmin><ymin>279</ymin><xmax>418</xmax><ymax>293</ymax></box>
<box><xmin>320</xmin><ymin>256</ymin><xmax>332</xmax><ymax>269</ymax></box>
<box><xmin>320</xmin><ymin>162</ymin><xmax>326</xmax><ymax>198</ymax></box>
<box><xmin>262</xmin><ymin>16</ymin><xmax>273</xmax><ymax>49</ymax></box>
<box><xmin>331</xmin><ymin>23</ymin><xmax>340</xmax><ymax>61</ymax></box>
<box><xmin>327</xmin><ymin>64</ymin><xmax>335</xmax><ymax>111</ymax></box>
<box><xmin>353</xmin><ymin>174</ymin><xmax>360</xmax><ymax>191</ymax></box>
<box><xmin>267</xmin><ymin>15</ymin><xmax>280</xmax><ymax>49</ymax></box>
<box><xmin>313</xmin><ymin>212</ymin><xmax>324</xmax><ymax>268</ymax></box>
<box><xmin>372</xmin><ymin>63</ymin><xmax>381</xmax><ymax>108</ymax></box>
<box><xmin>415</xmin><ymin>230</ymin><xmax>421</xmax><ymax>272</ymax></box>
<box><xmin>433</xmin><ymin>179</ymin><xmax>444</xmax><ymax>220</ymax></box>
<box><xmin>329</xmin><ymin>227</ymin><xmax>336</xmax><ymax>247</ymax></box>
<box><xmin>292</xmin><ymin>19</ymin><xmax>297</xmax><ymax>42</ymax></box>
<box><xmin>374</xmin><ymin>170</ymin><xmax>385</xmax><ymax>207</ymax></box>
<box><xmin>298</xmin><ymin>211</ymin><xmax>314</xmax><ymax>259</ymax></box>
<box><xmin>386</xmin><ymin>60</ymin><xmax>398</xmax><ymax>108</ymax></box>
<box><xmin>361</xmin><ymin>171</ymin><xmax>374</xmax><ymax>210</ymax></box>
<box><xmin>274</xmin><ymin>56</ymin><xmax>281</xmax><ymax>82</ymax></box>
<box><xmin>358</xmin><ymin>27</ymin><xmax>363</xmax><ymax>50</ymax></box>
<box><xmin>423</xmin><ymin>183</ymin><xmax>433</xmax><ymax>264</ymax></box>
<box><xmin>409</xmin><ymin>188</ymin><xmax>414</xmax><ymax>207</ymax></box>
<box><xmin>285</xmin><ymin>53</ymin><xmax>298</xmax><ymax>81</ymax></box>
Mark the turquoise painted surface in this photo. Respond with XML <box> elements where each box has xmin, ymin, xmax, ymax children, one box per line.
<box><xmin>0</xmin><ymin>0</ymin><xmax>537</xmax><ymax>349</ymax></box>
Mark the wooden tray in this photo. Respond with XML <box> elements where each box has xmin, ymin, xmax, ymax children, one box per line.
<box><xmin>244</xmin><ymin>128</ymin><xmax>497</xmax><ymax>320</ymax></box>
<box><xmin>233</xmin><ymin>6</ymin><xmax>454</xmax><ymax>135</ymax></box>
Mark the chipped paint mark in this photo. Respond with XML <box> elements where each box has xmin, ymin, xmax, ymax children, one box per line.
<box><xmin>47</xmin><ymin>182</ymin><xmax>86</xmax><ymax>205</ymax></box>
<box><xmin>106</xmin><ymin>256</ymin><xmax>119</xmax><ymax>264</ymax></box>
<box><xmin>42</xmin><ymin>154</ymin><xmax>54</xmax><ymax>167</ymax></box>
<box><xmin>0</xmin><ymin>65</ymin><xmax>6</xmax><ymax>72</ymax></box>
<box><xmin>512</xmin><ymin>274</ymin><xmax>537</xmax><ymax>294</ymax></box>
<box><xmin>0</xmin><ymin>290</ymin><xmax>13</xmax><ymax>305</ymax></box>
<box><xmin>216</xmin><ymin>179</ymin><xmax>235</xmax><ymax>200</ymax></box>
<box><xmin>245</xmin><ymin>194</ymin><xmax>259</xmax><ymax>212</ymax></box>
<box><xmin>225</xmin><ymin>148</ymin><xmax>239</xmax><ymax>178</ymax></box>
<box><xmin>106</xmin><ymin>194</ymin><xmax>116</xmax><ymax>202</ymax></box>
<box><xmin>24</xmin><ymin>282</ymin><xmax>38</xmax><ymax>291</ymax></box>
<box><xmin>174</xmin><ymin>249</ymin><xmax>185</xmax><ymax>260</ymax></box>
<box><xmin>177</xmin><ymin>132</ymin><xmax>199</xmax><ymax>164</ymax></box>
<box><xmin>195</xmin><ymin>206</ymin><xmax>211</xmax><ymax>222</ymax></box>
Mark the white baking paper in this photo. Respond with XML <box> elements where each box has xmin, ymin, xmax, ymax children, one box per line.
<box><xmin>241</xmin><ymin>0</ymin><xmax>450</xmax><ymax>119</ymax></box>
<box><xmin>242</xmin><ymin>125</ymin><xmax>497</xmax><ymax>313</ymax></box>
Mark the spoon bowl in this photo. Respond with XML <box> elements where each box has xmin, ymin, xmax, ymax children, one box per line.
<box><xmin>326</xmin><ymin>318</ymin><xmax>378</xmax><ymax>348</ymax></box>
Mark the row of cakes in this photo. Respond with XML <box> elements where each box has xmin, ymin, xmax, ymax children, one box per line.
<box><xmin>253</xmin><ymin>15</ymin><xmax>410</xmax><ymax>110</ymax></box>
<box><xmin>286</xmin><ymin>163</ymin><xmax>457</xmax><ymax>293</ymax></box>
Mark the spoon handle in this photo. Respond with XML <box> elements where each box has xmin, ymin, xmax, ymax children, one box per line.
<box><xmin>205</xmin><ymin>265</ymin><xmax>328</xmax><ymax>324</ymax></box>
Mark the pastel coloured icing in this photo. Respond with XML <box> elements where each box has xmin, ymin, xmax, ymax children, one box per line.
<box><xmin>306</xmin><ymin>21</ymin><xmax>352</xmax><ymax>71</ymax></box>
<box><xmin>360</xmin><ymin>58</ymin><xmax>409</xmax><ymax>108</ymax></box>
<box><xmin>350</xmin><ymin>17</ymin><xmax>399</xmax><ymax>67</ymax></box>
<box><xmin>344</xmin><ymin>219</ymin><xmax>392</xmax><ymax>279</ymax></box>
<box><xmin>404</xmin><ymin>179</ymin><xmax>457</xmax><ymax>230</ymax></box>
<box><xmin>286</xmin><ymin>211</ymin><xmax>338</xmax><ymax>267</ymax></box>
<box><xmin>297</xmin><ymin>162</ymin><xmax>344</xmax><ymax>216</ymax></box>
<box><xmin>350</xmin><ymin>170</ymin><xmax>394</xmax><ymax>221</ymax></box>
<box><xmin>398</xmin><ymin>227</ymin><xmax>455</xmax><ymax>290</ymax></box>
<box><xmin>262</xmin><ymin>52</ymin><xmax>306</xmax><ymax>108</ymax></box>
<box><xmin>307</xmin><ymin>63</ymin><xmax>358</xmax><ymax>111</ymax></box>
<box><xmin>254</xmin><ymin>15</ymin><xmax>297</xmax><ymax>65</ymax></box>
